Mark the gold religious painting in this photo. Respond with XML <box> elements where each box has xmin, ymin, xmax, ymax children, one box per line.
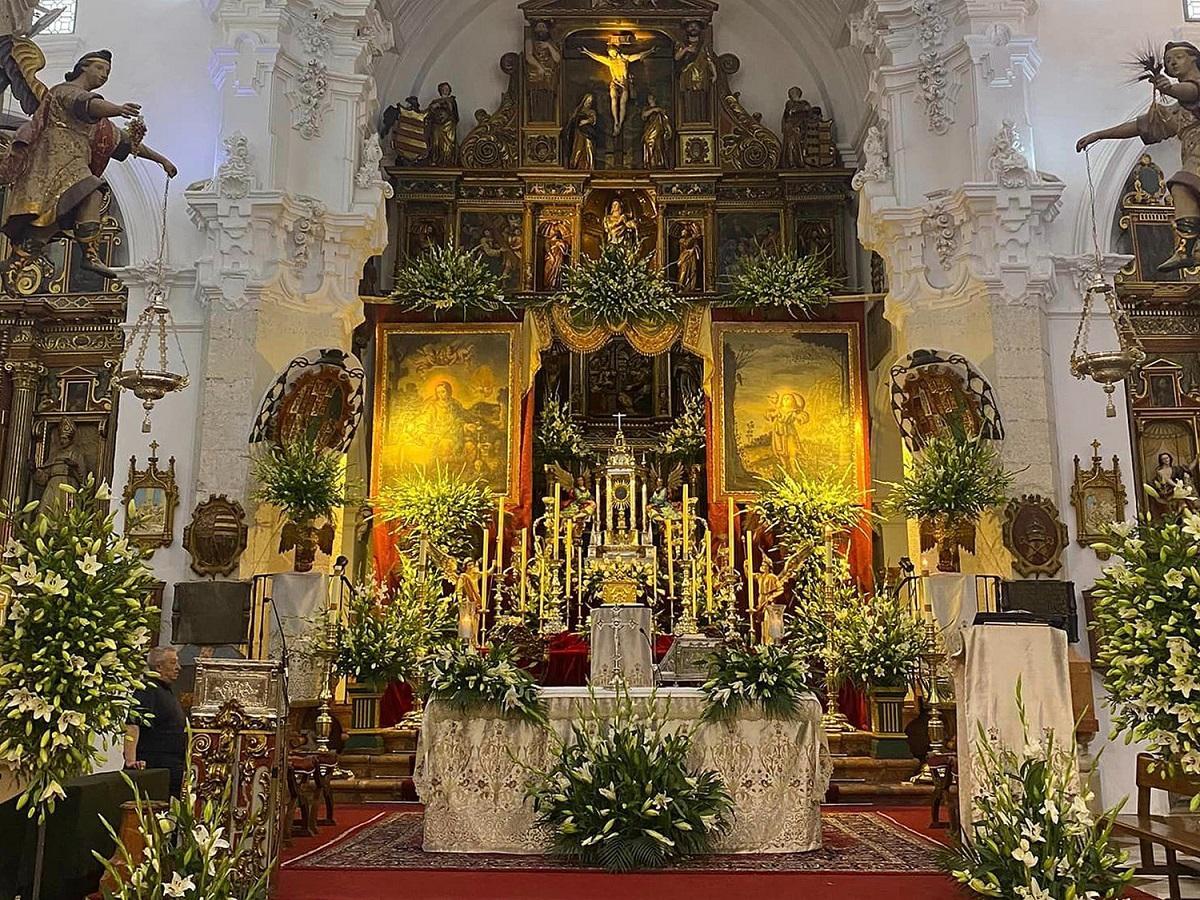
<box><xmin>713</xmin><ymin>322</ymin><xmax>865</xmax><ymax>499</ymax></box>
<box><xmin>122</xmin><ymin>442</ymin><xmax>180</xmax><ymax>551</ymax></box>
<box><xmin>1070</xmin><ymin>441</ymin><xmax>1127</xmax><ymax>560</ymax></box>
<box><xmin>373</xmin><ymin>323</ymin><xmax>521</xmax><ymax>501</ymax></box>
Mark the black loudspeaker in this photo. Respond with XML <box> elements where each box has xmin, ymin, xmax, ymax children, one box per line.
<box><xmin>171</xmin><ymin>581</ymin><xmax>252</xmax><ymax>645</ymax></box>
<box><xmin>999</xmin><ymin>579</ymin><xmax>1079</xmax><ymax>643</ymax></box>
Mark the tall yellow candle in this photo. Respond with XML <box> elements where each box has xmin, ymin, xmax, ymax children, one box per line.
<box><xmin>553</xmin><ymin>482</ymin><xmax>562</xmax><ymax>560</ymax></box>
<box><xmin>565</xmin><ymin>519</ymin><xmax>574</xmax><ymax>605</ymax></box>
<box><xmin>666</xmin><ymin>519</ymin><xmax>675</xmax><ymax>599</ymax></box>
<box><xmin>682</xmin><ymin>485</ymin><xmax>690</xmax><ymax>558</ymax></box>
<box><xmin>727</xmin><ymin>496</ymin><xmax>736</xmax><ymax>539</ymax></box>
<box><xmin>519</xmin><ymin>528</ymin><xmax>528</xmax><ymax>612</ymax></box>
<box><xmin>538</xmin><ymin>550</ymin><xmax>547</xmax><ymax>620</ymax></box>
<box><xmin>705</xmin><ymin>531</ymin><xmax>714</xmax><ymax>614</ymax></box>
<box><xmin>577</xmin><ymin>544</ymin><xmax>584</xmax><ymax>614</ymax></box>
<box><xmin>745</xmin><ymin>531</ymin><xmax>754</xmax><ymax>610</ymax></box>
<box><xmin>496</xmin><ymin>497</ymin><xmax>505</xmax><ymax>578</ymax></box>
<box><xmin>481</xmin><ymin>536</ymin><xmax>489</xmax><ymax>614</ymax></box>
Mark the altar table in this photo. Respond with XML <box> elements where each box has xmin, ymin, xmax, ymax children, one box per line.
<box><xmin>413</xmin><ymin>687</ymin><xmax>832</xmax><ymax>855</ymax></box>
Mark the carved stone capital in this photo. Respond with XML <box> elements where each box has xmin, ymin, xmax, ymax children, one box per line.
<box><xmin>3</xmin><ymin>359</ymin><xmax>45</xmax><ymax>392</ymax></box>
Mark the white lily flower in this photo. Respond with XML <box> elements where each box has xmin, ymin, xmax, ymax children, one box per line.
<box><xmin>163</xmin><ymin>872</ymin><xmax>195</xmax><ymax>898</ymax></box>
<box><xmin>76</xmin><ymin>553</ymin><xmax>103</xmax><ymax>577</ymax></box>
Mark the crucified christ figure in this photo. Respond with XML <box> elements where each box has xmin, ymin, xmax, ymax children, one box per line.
<box><xmin>582</xmin><ymin>43</ymin><xmax>652</xmax><ymax>135</ymax></box>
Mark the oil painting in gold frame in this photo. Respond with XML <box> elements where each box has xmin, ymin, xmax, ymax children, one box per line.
<box><xmin>372</xmin><ymin>322</ymin><xmax>522</xmax><ymax>502</ymax></box>
<box><xmin>713</xmin><ymin>321</ymin><xmax>865</xmax><ymax>500</ymax></box>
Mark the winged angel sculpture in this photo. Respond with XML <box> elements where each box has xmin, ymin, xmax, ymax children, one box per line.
<box><xmin>0</xmin><ymin>5</ymin><xmax>176</xmax><ymax>282</ymax></box>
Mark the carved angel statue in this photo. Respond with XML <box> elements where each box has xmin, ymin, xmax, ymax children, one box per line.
<box><xmin>754</xmin><ymin>552</ymin><xmax>803</xmax><ymax>645</ymax></box>
<box><xmin>1078</xmin><ymin>41</ymin><xmax>1200</xmax><ymax>272</ymax></box>
<box><xmin>0</xmin><ymin>38</ymin><xmax>177</xmax><ymax>280</ymax></box>
<box><xmin>544</xmin><ymin>462</ymin><xmax>597</xmax><ymax>523</ymax></box>
<box><xmin>646</xmin><ymin>462</ymin><xmax>684</xmax><ymax>523</ymax></box>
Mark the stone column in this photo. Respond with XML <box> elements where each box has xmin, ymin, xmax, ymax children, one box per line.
<box><xmin>850</xmin><ymin>0</ymin><xmax>1062</xmax><ymax>572</ymax></box>
<box><xmin>188</xmin><ymin>0</ymin><xmax>393</xmax><ymax>575</ymax></box>
<box><xmin>0</xmin><ymin>355</ymin><xmax>44</xmax><ymax>514</ymax></box>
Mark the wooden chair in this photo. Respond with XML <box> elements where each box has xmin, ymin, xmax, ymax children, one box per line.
<box><xmin>1112</xmin><ymin>754</ymin><xmax>1200</xmax><ymax>900</ymax></box>
<box><xmin>928</xmin><ymin>750</ymin><xmax>959</xmax><ymax>834</ymax></box>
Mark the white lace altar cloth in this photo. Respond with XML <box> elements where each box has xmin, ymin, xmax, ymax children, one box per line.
<box><xmin>413</xmin><ymin>687</ymin><xmax>833</xmax><ymax>855</ymax></box>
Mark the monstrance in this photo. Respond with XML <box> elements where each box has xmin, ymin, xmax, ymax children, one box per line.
<box><xmin>1069</xmin><ymin>150</ymin><xmax>1145</xmax><ymax>417</ymax></box>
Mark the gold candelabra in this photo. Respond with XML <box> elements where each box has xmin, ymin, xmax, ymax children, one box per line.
<box><xmin>910</xmin><ymin>618</ymin><xmax>949</xmax><ymax>784</ymax></box>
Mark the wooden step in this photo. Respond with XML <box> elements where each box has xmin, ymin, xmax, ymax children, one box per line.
<box><xmin>832</xmin><ymin>756</ymin><xmax>921</xmax><ymax>783</ymax></box>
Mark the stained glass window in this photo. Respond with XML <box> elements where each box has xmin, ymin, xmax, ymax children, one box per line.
<box><xmin>39</xmin><ymin>0</ymin><xmax>77</xmax><ymax>34</ymax></box>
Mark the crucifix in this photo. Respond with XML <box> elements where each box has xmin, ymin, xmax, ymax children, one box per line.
<box><xmin>613</xmin><ymin>412</ymin><xmax>627</xmax><ymax>432</ymax></box>
<box><xmin>582</xmin><ymin>42</ymin><xmax>653</xmax><ymax>135</ymax></box>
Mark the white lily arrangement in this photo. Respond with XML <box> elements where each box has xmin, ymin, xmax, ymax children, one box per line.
<box><xmin>97</xmin><ymin>743</ymin><xmax>269</xmax><ymax>899</ymax></box>
<box><xmin>424</xmin><ymin>642</ymin><xmax>547</xmax><ymax>726</ymax></box>
<box><xmin>1090</xmin><ymin>510</ymin><xmax>1200</xmax><ymax>809</ymax></box>
<box><xmin>700</xmin><ymin>639</ymin><xmax>813</xmax><ymax>723</ymax></box>
<box><xmin>0</xmin><ymin>479</ymin><xmax>159</xmax><ymax>818</ymax></box>
<box><xmin>941</xmin><ymin>684</ymin><xmax>1132</xmax><ymax>900</ymax></box>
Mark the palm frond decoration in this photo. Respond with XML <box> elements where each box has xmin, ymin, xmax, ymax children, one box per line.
<box><xmin>373</xmin><ymin>467</ymin><xmax>494</xmax><ymax>558</ymax></box>
<box><xmin>722</xmin><ymin>248</ymin><xmax>840</xmax><ymax>315</ymax></box>
<box><xmin>251</xmin><ymin>437</ymin><xmax>349</xmax><ymax>523</ymax></box>
<box><xmin>390</xmin><ymin>244</ymin><xmax>508</xmax><ymax>314</ymax></box>
<box><xmin>553</xmin><ymin>243</ymin><xmax>681</xmax><ymax>327</ymax></box>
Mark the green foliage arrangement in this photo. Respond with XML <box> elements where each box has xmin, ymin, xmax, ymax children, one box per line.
<box><xmin>251</xmin><ymin>437</ymin><xmax>349</xmax><ymax>523</ymax></box>
<box><xmin>831</xmin><ymin>590</ymin><xmax>925</xmax><ymax>689</ymax></box>
<box><xmin>722</xmin><ymin>249</ymin><xmax>839</xmax><ymax>315</ymax></box>
<box><xmin>97</xmin><ymin>753</ymin><xmax>269</xmax><ymax>900</ymax></box>
<box><xmin>536</xmin><ymin>395</ymin><xmax>592</xmax><ymax>464</ymax></box>
<box><xmin>390</xmin><ymin>244</ymin><xmax>508</xmax><ymax>314</ymax></box>
<box><xmin>528</xmin><ymin>687</ymin><xmax>733</xmax><ymax>871</ymax></box>
<box><xmin>555</xmin><ymin>243</ymin><xmax>681</xmax><ymax>327</ymax></box>
<box><xmin>0</xmin><ymin>478</ymin><xmax>158</xmax><ymax>819</ymax></box>
<box><xmin>700</xmin><ymin>639</ymin><xmax>813</xmax><ymax>723</ymax></box>
<box><xmin>332</xmin><ymin>571</ymin><xmax>453</xmax><ymax>687</ymax></box>
<box><xmin>942</xmin><ymin>685</ymin><xmax>1132</xmax><ymax>900</ymax></box>
<box><xmin>373</xmin><ymin>467</ymin><xmax>493</xmax><ymax>558</ymax></box>
<box><xmin>784</xmin><ymin>562</ymin><xmax>859</xmax><ymax>682</ymax></box>
<box><xmin>656</xmin><ymin>391</ymin><xmax>706</xmax><ymax>462</ymax></box>
<box><xmin>1090</xmin><ymin>512</ymin><xmax>1200</xmax><ymax>809</ymax></box>
<box><xmin>885</xmin><ymin>429</ymin><xmax>1015</xmax><ymax>529</ymax></box>
<box><xmin>754</xmin><ymin>469</ymin><xmax>867</xmax><ymax>606</ymax></box>
<box><xmin>424</xmin><ymin>643</ymin><xmax>547</xmax><ymax>726</ymax></box>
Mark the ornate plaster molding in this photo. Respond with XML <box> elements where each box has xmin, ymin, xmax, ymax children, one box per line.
<box><xmin>851</xmin><ymin>124</ymin><xmax>891</xmax><ymax>191</ymax></box>
<box><xmin>913</xmin><ymin>0</ymin><xmax>953</xmax><ymax>134</ymax></box>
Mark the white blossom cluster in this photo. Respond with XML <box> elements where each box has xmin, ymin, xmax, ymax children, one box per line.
<box><xmin>425</xmin><ymin>643</ymin><xmax>546</xmax><ymax>725</ymax></box>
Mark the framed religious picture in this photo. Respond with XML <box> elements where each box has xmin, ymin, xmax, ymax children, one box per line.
<box><xmin>373</xmin><ymin>323</ymin><xmax>522</xmax><ymax>502</ymax></box>
<box><xmin>1070</xmin><ymin>441</ymin><xmax>1127</xmax><ymax>560</ymax></box>
<box><xmin>713</xmin><ymin>322</ymin><xmax>866</xmax><ymax>500</ymax></box>
<box><xmin>459</xmin><ymin>210</ymin><xmax>524</xmax><ymax>291</ymax></box>
<box><xmin>122</xmin><ymin>442</ymin><xmax>180</xmax><ymax>551</ymax></box>
<box><xmin>715</xmin><ymin>210</ymin><xmax>783</xmax><ymax>278</ymax></box>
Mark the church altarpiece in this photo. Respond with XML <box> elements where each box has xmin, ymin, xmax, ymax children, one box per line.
<box><xmin>368</xmin><ymin>0</ymin><xmax>865</xmax><ymax>556</ymax></box>
<box><xmin>0</xmin><ymin>189</ymin><xmax>128</xmax><ymax>515</ymax></box>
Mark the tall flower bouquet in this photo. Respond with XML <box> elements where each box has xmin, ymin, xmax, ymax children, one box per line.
<box><xmin>97</xmin><ymin>751</ymin><xmax>269</xmax><ymax>899</ymax></box>
<box><xmin>424</xmin><ymin>643</ymin><xmax>546</xmax><ymax>726</ymax></box>
<box><xmin>832</xmin><ymin>590</ymin><xmax>925</xmax><ymax>690</ymax></box>
<box><xmin>390</xmin><ymin>244</ymin><xmax>508</xmax><ymax>315</ymax></box>
<box><xmin>332</xmin><ymin>572</ymin><xmax>452</xmax><ymax>688</ymax></box>
<box><xmin>0</xmin><ymin>479</ymin><xmax>158</xmax><ymax>818</ymax></box>
<box><xmin>700</xmin><ymin>639</ymin><xmax>813</xmax><ymax>723</ymax></box>
<box><xmin>373</xmin><ymin>467</ymin><xmax>493</xmax><ymax>559</ymax></box>
<box><xmin>527</xmin><ymin>687</ymin><xmax>732</xmax><ymax>871</ymax></box>
<box><xmin>655</xmin><ymin>391</ymin><xmax>706</xmax><ymax>463</ymax></box>
<box><xmin>942</xmin><ymin>686</ymin><xmax>1132</xmax><ymax>899</ymax></box>
<box><xmin>536</xmin><ymin>395</ymin><xmax>591</xmax><ymax>465</ymax></box>
<box><xmin>1091</xmin><ymin>511</ymin><xmax>1200</xmax><ymax>807</ymax></box>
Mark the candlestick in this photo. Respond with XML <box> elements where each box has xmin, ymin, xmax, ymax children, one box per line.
<box><xmin>519</xmin><ymin>529</ymin><xmax>528</xmax><ymax>613</ymax></box>
<box><xmin>481</xmin><ymin>537</ymin><xmax>489</xmax><ymax>616</ymax></box>
<box><xmin>565</xmin><ymin>519</ymin><xmax>574</xmax><ymax>618</ymax></box>
<box><xmin>682</xmin><ymin>485</ymin><xmax>690</xmax><ymax>557</ymax></box>
<box><xmin>727</xmin><ymin>496</ymin><xmax>736</xmax><ymax>540</ymax></box>
<box><xmin>745</xmin><ymin>531</ymin><xmax>754</xmax><ymax>611</ymax></box>
<box><xmin>641</xmin><ymin>481</ymin><xmax>648</xmax><ymax>536</ymax></box>
<box><xmin>553</xmin><ymin>483</ymin><xmax>562</xmax><ymax>560</ymax></box>
<box><xmin>496</xmin><ymin>496</ymin><xmax>505</xmax><ymax>576</ymax></box>
<box><xmin>538</xmin><ymin>549</ymin><xmax>547</xmax><ymax>621</ymax></box>
<box><xmin>577</xmin><ymin>544</ymin><xmax>584</xmax><ymax>622</ymax></box>
<box><xmin>823</xmin><ymin>524</ymin><xmax>834</xmax><ymax>591</ymax></box>
<box><xmin>666</xmin><ymin>519</ymin><xmax>675</xmax><ymax>599</ymax></box>
<box><xmin>705</xmin><ymin>531</ymin><xmax>714</xmax><ymax>615</ymax></box>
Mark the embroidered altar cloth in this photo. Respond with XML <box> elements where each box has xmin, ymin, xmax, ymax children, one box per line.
<box><xmin>413</xmin><ymin>687</ymin><xmax>832</xmax><ymax>855</ymax></box>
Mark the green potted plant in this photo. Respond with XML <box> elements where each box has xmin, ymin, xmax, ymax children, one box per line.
<box><xmin>722</xmin><ymin>247</ymin><xmax>840</xmax><ymax>315</ymax></box>
<box><xmin>832</xmin><ymin>590</ymin><xmax>926</xmax><ymax>756</ymax></box>
<box><xmin>251</xmin><ymin>437</ymin><xmax>349</xmax><ymax>573</ymax></box>
<box><xmin>941</xmin><ymin>685</ymin><xmax>1132</xmax><ymax>899</ymax></box>
<box><xmin>332</xmin><ymin>569</ymin><xmax>453</xmax><ymax>748</ymax></box>
<box><xmin>884</xmin><ymin>428</ymin><xmax>1015</xmax><ymax>572</ymax></box>
<box><xmin>1090</xmin><ymin>511</ymin><xmax>1200</xmax><ymax>809</ymax></box>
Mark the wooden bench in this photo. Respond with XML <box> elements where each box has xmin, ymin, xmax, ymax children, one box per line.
<box><xmin>1112</xmin><ymin>754</ymin><xmax>1200</xmax><ymax>900</ymax></box>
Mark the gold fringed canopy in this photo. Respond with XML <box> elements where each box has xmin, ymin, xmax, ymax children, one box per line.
<box><xmin>519</xmin><ymin>304</ymin><xmax>714</xmax><ymax>397</ymax></box>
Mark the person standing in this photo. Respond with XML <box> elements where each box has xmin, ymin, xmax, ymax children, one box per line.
<box><xmin>124</xmin><ymin>646</ymin><xmax>186</xmax><ymax>796</ymax></box>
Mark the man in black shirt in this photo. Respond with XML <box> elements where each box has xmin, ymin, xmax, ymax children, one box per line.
<box><xmin>124</xmin><ymin>646</ymin><xmax>186</xmax><ymax>796</ymax></box>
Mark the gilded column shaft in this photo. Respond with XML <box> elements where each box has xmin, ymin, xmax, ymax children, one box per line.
<box><xmin>1</xmin><ymin>360</ymin><xmax>44</xmax><ymax>512</ymax></box>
